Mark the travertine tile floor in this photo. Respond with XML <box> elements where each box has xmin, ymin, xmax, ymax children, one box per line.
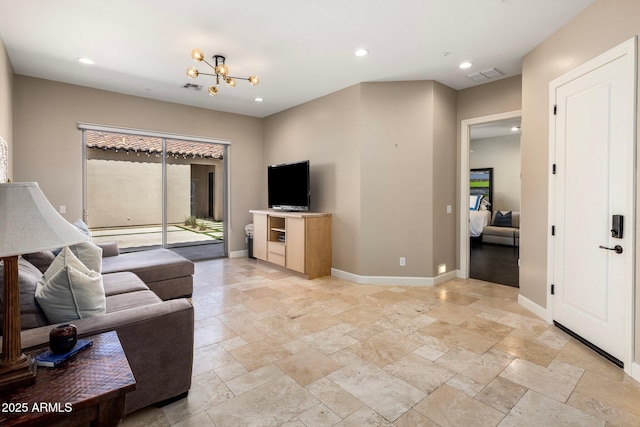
<box><xmin>122</xmin><ymin>258</ymin><xmax>640</xmax><ymax>426</ymax></box>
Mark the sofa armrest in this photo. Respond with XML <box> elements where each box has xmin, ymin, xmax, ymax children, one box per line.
<box><xmin>97</xmin><ymin>241</ymin><xmax>120</xmax><ymax>257</ymax></box>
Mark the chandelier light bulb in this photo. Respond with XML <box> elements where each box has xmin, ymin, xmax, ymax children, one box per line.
<box><xmin>191</xmin><ymin>48</ymin><xmax>204</xmax><ymax>62</ymax></box>
<box><xmin>249</xmin><ymin>75</ymin><xmax>260</xmax><ymax>86</ymax></box>
<box><xmin>225</xmin><ymin>77</ymin><xmax>236</xmax><ymax>87</ymax></box>
<box><xmin>186</xmin><ymin>67</ymin><xmax>199</xmax><ymax>79</ymax></box>
<box><xmin>208</xmin><ymin>86</ymin><xmax>218</xmax><ymax>96</ymax></box>
<box><xmin>215</xmin><ymin>64</ymin><xmax>229</xmax><ymax>77</ymax></box>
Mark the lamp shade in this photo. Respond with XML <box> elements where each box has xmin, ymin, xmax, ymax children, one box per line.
<box><xmin>0</xmin><ymin>183</ymin><xmax>89</xmax><ymax>257</ymax></box>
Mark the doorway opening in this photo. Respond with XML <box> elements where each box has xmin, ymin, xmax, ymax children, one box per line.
<box><xmin>459</xmin><ymin>111</ymin><xmax>521</xmax><ymax>287</ymax></box>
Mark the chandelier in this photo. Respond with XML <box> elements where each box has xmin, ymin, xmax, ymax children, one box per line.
<box><xmin>187</xmin><ymin>49</ymin><xmax>259</xmax><ymax>96</ymax></box>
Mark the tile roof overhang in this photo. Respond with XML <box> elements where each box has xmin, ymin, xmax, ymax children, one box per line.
<box><xmin>86</xmin><ymin>132</ymin><xmax>224</xmax><ymax>159</ymax></box>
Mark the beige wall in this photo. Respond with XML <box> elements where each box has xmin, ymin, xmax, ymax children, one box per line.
<box><xmin>432</xmin><ymin>83</ymin><xmax>458</xmax><ymax>276</ymax></box>
<box><xmin>457</xmin><ymin>76</ymin><xmax>522</xmax><ymax>123</ymax></box>
<box><xmin>470</xmin><ymin>134</ymin><xmax>521</xmax><ymax>212</ymax></box>
<box><xmin>0</xmin><ymin>34</ymin><xmax>12</xmax><ymax>179</ymax></box>
<box><xmin>12</xmin><ymin>76</ymin><xmax>263</xmax><ymax>253</ymax></box>
<box><xmin>520</xmin><ymin>0</ymin><xmax>640</xmax><ymax>363</ymax></box>
<box><xmin>263</xmin><ymin>85</ymin><xmax>362</xmax><ymax>273</ymax></box>
<box><xmin>360</xmin><ymin>81</ymin><xmax>436</xmax><ymax>277</ymax></box>
<box><xmin>264</xmin><ymin>81</ymin><xmax>457</xmax><ymax>279</ymax></box>
<box><xmin>86</xmin><ymin>159</ymin><xmax>192</xmax><ymax>227</ymax></box>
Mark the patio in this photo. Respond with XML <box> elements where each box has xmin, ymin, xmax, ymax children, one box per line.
<box><xmin>90</xmin><ymin>220</ymin><xmax>224</xmax><ymax>250</ymax></box>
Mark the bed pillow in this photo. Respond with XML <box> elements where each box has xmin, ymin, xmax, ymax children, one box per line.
<box><xmin>35</xmin><ymin>247</ymin><xmax>106</xmax><ymax>324</ymax></box>
<box><xmin>470</xmin><ymin>195</ymin><xmax>483</xmax><ymax>211</ymax></box>
<box><xmin>492</xmin><ymin>211</ymin><xmax>513</xmax><ymax>227</ymax></box>
<box><xmin>479</xmin><ymin>198</ymin><xmax>491</xmax><ymax>210</ymax></box>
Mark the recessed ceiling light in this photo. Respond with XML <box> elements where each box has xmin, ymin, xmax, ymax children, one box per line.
<box><xmin>355</xmin><ymin>49</ymin><xmax>369</xmax><ymax>57</ymax></box>
<box><xmin>459</xmin><ymin>61</ymin><xmax>472</xmax><ymax>69</ymax></box>
<box><xmin>77</xmin><ymin>57</ymin><xmax>94</xmax><ymax>65</ymax></box>
<box><xmin>254</xmin><ymin>97</ymin><xmax>264</xmax><ymax>102</ymax></box>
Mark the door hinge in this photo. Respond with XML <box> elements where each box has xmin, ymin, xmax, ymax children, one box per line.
<box><xmin>553</xmin><ymin>105</ymin><xmax>557</xmax><ymax>115</ymax></box>
<box><xmin>551</xmin><ymin>284</ymin><xmax>555</xmax><ymax>295</ymax></box>
<box><xmin>552</xmin><ymin>164</ymin><xmax>556</xmax><ymax>174</ymax></box>
<box><xmin>551</xmin><ymin>225</ymin><xmax>556</xmax><ymax>236</ymax></box>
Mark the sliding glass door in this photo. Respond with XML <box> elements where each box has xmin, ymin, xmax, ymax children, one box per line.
<box><xmin>165</xmin><ymin>139</ymin><xmax>225</xmax><ymax>249</ymax></box>
<box><xmin>81</xmin><ymin>125</ymin><xmax>228</xmax><ymax>258</ymax></box>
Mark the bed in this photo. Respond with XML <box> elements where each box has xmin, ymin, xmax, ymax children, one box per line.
<box><xmin>470</xmin><ymin>209</ymin><xmax>491</xmax><ymax>237</ymax></box>
<box><xmin>469</xmin><ymin>168</ymin><xmax>493</xmax><ymax>237</ymax></box>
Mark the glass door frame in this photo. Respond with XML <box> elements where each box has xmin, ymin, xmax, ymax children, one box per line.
<box><xmin>79</xmin><ymin>122</ymin><xmax>230</xmax><ymax>256</ymax></box>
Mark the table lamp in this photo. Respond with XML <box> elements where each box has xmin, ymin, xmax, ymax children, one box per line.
<box><xmin>0</xmin><ymin>182</ymin><xmax>89</xmax><ymax>391</ymax></box>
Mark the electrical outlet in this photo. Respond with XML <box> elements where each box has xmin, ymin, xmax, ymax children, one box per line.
<box><xmin>59</xmin><ymin>205</ymin><xmax>66</xmax><ymax>214</ymax></box>
<box><xmin>399</xmin><ymin>257</ymin><xmax>406</xmax><ymax>266</ymax></box>
<box><xmin>446</xmin><ymin>205</ymin><xmax>452</xmax><ymax>214</ymax></box>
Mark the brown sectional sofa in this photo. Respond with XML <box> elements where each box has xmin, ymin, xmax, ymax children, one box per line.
<box><xmin>1</xmin><ymin>246</ymin><xmax>196</xmax><ymax>415</ymax></box>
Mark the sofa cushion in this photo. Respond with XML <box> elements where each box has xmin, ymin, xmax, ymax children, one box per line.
<box><xmin>103</xmin><ymin>272</ymin><xmax>150</xmax><ymax>297</ymax></box>
<box><xmin>483</xmin><ymin>226</ymin><xmax>515</xmax><ymax>238</ymax></box>
<box><xmin>0</xmin><ymin>258</ymin><xmax>50</xmax><ymax>331</ymax></box>
<box><xmin>106</xmin><ymin>290</ymin><xmax>162</xmax><ymax>313</ymax></box>
<box><xmin>101</xmin><ymin>248</ymin><xmax>194</xmax><ymax>284</ymax></box>
<box><xmin>35</xmin><ymin>247</ymin><xmax>106</xmax><ymax>324</ymax></box>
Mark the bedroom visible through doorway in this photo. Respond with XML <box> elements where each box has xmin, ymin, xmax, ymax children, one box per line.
<box><xmin>460</xmin><ymin>113</ymin><xmax>521</xmax><ymax>287</ymax></box>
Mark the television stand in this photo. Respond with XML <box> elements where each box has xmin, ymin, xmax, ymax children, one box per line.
<box><xmin>250</xmin><ymin>210</ymin><xmax>332</xmax><ymax>279</ymax></box>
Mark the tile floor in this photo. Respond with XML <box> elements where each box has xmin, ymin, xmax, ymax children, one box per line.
<box><xmin>122</xmin><ymin>258</ymin><xmax>640</xmax><ymax>426</ymax></box>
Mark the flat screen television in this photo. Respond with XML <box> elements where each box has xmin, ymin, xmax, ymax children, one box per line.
<box><xmin>268</xmin><ymin>160</ymin><xmax>310</xmax><ymax>211</ymax></box>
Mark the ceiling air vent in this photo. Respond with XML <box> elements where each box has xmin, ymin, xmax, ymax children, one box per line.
<box><xmin>467</xmin><ymin>67</ymin><xmax>506</xmax><ymax>82</ymax></box>
<box><xmin>182</xmin><ymin>83</ymin><xmax>203</xmax><ymax>90</ymax></box>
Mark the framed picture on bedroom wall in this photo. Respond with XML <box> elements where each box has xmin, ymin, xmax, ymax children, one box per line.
<box><xmin>470</xmin><ymin>168</ymin><xmax>493</xmax><ymax>211</ymax></box>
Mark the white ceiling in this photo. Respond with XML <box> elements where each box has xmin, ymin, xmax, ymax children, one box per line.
<box><xmin>470</xmin><ymin>117</ymin><xmax>521</xmax><ymax>140</ymax></box>
<box><xmin>0</xmin><ymin>0</ymin><xmax>595</xmax><ymax>118</ymax></box>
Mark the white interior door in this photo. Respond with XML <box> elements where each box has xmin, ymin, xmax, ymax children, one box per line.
<box><xmin>551</xmin><ymin>38</ymin><xmax>636</xmax><ymax>367</ymax></box>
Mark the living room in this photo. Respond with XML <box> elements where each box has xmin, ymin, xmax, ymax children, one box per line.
<box><xmin>2</xmin><ymin>0</ymin><xmax>640</xmax><ymax>425</ymax></box>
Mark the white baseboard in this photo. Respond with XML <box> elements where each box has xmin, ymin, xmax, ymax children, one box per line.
<box><xmin>229</xmin><ymin>250</ymin><xmax>248</xmax><ymax>259</ymax></box>
<box><xmin>632</xmin><ymin>362</ymin><xmax>640</xmax><ymax>383</ymax></box>
<box><xmin>331</xmin><ymin>268</ymin><xmax>457</xmax><ymax>286</ymax></box>
<box><xmin>518</xmin><ymin>294</ymin><xmax>551</xmax><ymax>322</ymax></box>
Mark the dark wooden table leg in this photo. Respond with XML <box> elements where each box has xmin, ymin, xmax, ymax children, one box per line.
<box><xmin>93</xmin><ymin>396</ymin><xmax>126</xmax><ymax>427</ymax></box>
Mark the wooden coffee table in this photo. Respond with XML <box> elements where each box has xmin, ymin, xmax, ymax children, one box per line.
<box><xmin>0</xmin><ymin>330</ymin><xmax>136</xmax><ymax>426</ymax></box>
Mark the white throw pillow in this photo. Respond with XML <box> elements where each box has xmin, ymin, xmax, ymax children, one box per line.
<box><xmin>35</xmin><ymin>247</ymin><xmax>106</xmax><ymax>324</ymax></box>
<box><xmin>69</xmin><ymin>241</ymin><xmax>103</xmax><ymax>273</ymax></box>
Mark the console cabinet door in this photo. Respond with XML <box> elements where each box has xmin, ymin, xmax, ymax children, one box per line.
<box><xmin>285</xmin><ymin>217</ymin><xmax>305</xmax><ymax>273</ymax></box>
<box><xmin>252</xmin><ymin>213</ymin><xmax>267</xmax><ymax>261</ymax></box>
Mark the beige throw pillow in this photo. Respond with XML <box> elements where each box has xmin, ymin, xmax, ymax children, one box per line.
<box><xmin>35</xmin><ymin>247</ymin><xmax>106</xmax><ymax>324</ymax></box>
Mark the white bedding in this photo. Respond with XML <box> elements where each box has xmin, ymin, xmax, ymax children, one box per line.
<box><xmin>470</xmin><ymin>210</ymin><xmax>491</xmax><ymax>237</ymax></box>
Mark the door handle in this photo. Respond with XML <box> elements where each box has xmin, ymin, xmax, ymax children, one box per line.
<box><xmin>599</xmin><ymin>245</ymin><xmax>623</xmax><ymax>254</ymax></box>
